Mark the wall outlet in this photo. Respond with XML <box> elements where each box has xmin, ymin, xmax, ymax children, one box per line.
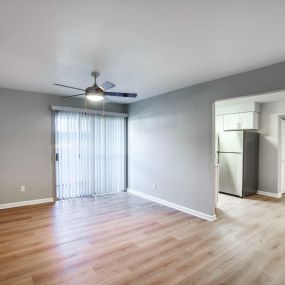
<box><xmin>152</xmin><ymin>183</ymin><xmax>157</xmax><ymax>190</ymax></box>
<box><xmin>20</xmin><ymin>185</ymin><xmax>26</xmax><ymax>192</ymax></box>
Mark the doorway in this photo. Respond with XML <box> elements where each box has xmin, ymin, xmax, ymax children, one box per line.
<box><xmin>213</xmin><ymin>89</ymin><xmax>285</xmax><ymax>211</ymax></box>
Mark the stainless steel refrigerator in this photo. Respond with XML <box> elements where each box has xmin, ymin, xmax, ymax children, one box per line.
<box><xmin>218</xmin><ymin>131</ymin><xmax>259</xmax><ymax>197</ymax></box>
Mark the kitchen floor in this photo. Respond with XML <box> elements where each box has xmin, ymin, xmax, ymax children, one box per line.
<box><xmin>1</xmin><ymin>192</ymin><xmax>285</xmax><ymax>284</ymax></box>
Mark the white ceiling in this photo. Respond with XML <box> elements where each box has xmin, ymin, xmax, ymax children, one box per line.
<box><xmin>1</xmin><ymin>1</ymin><xmax>285</xmax><ymax>103</ymax></box>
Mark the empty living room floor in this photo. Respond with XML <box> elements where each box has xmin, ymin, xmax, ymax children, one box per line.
<box><xmin>0</xmin><ymin>192</ymin><xmax>285</xmax><ymax>285</ymax></box>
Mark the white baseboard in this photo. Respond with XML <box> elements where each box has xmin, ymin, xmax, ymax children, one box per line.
<box><xmin>0</xmin><ymin>198</ymin><xmax>54</xmax><ymax>210</ymax></box>
<box><xmin>127</xmin><ymin>188</ymin><xmax>216</xmax><ymax>222</ymax></box>
<box><xmin>257</xmin><ymin>190</ymin><xmax>282</xmax><ymax>199</ymax></box>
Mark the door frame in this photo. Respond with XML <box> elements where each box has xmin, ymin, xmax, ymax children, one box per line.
<box><xmin>211</xmin><ymin>101</ymin><xmax>218</xmax><ymax>211</ymax></box>
<box><xmin>51</xmin><ymin>110</ymin><xmax>57</xmax><ymax>202</ymax></box>
<box><xmin>278</xmin><ymin>115</ymin><xmax>285</xmax><ymax>195</ymax></box>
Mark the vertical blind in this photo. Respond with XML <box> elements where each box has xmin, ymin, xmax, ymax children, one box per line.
<box><xmin>54</xmin><ymin>111</ymin><xmax>126</xmax><ymax>199</ymax></box>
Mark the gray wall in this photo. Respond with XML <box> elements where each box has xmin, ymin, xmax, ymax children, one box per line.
<box><xmin>128</xmin><ymin>62</ymin><xmax>285</xmax><ymax>216</ymax></box>
<box><xmin>0</xmin><ymin>88</ymin><xmax>126</xmax><ymax>204</ymax></box>
<box><xmin>258</xmin><ymin>101</ymin><xmax>285</xmax><ymax>193</ymax></box>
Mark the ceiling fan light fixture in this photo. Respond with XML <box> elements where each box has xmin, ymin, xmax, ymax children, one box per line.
<box><xmin>86</xmin><ymin>93</ymin><xmax>104</xmax><ymax>102</ymax></box>
<box><xmin>85</xmin><ymin>88</ymin><xmax>104</xmax><ymax>102</ymax></box>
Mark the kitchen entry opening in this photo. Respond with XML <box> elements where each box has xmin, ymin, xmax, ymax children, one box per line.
<box><xmin>214</xmin><ymin>98</ymin><xmax>260</xmax><ymax>206</ymax></box>
<box><xmin>54</xmin><ymin>110</ymin><xmax>126</xmax><ymax>200</ymax></box>
<box><xmin>214</xmin><ymin>89</ymin><xmax>285</xmax><ymax>210</ymax></box>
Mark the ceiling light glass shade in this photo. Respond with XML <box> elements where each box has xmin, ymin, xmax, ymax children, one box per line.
<box><xmin>86</xmin><ymin>90</ymin><xmax>104</xmax><ymax>101</ymax></box>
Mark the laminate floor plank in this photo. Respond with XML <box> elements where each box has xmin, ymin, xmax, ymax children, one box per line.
<box><xmin>1</xmin><ymin>192</ymin><xmax>285</xmax><ymax>284</ymax></box>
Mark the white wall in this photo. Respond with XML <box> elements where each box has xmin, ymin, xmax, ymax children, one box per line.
<box><xmin>0</xmin><ymin>88</ymin><xmax>126</xmax><ymax>204</ymax></box>
<box><xmin>258</xmin><ymin>101</ymin><xmax>285</xmax><ymax>193</ymax></box>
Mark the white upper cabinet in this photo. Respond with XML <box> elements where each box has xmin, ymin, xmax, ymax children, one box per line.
<box><xmin>215</xmin><ymin>115</ymin><xmax>224</xmax><ymax>133</ymax></box>
<box><xmin>240</xmin><ymin>112</ymin><xmax>259</xmax><ymax>130</ymax></box>
<box><xmin>223</xmin><ymin>112</ymin><xmax>259</xmax><ymax>130</ymax></box>
<box><xmin>223</xmin><ymin>113</ymin><xmax>241</xmax><ymax>130</ymax></box>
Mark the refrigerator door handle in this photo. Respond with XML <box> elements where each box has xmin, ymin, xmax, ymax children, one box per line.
<box><xmin>218</xmin><ymin>151</ymin><xmax>243</xmax><ymax>154</ymax></box>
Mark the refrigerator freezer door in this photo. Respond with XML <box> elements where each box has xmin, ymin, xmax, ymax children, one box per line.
<box><xmin>219</xmin><ymin>131</ymin><xmax>243</xmax><ymax>153</ymax></box>
<box><xmin>219</xmin><ymin>153</ymin><xmax>243</xmax><ymax>197</ymax></box>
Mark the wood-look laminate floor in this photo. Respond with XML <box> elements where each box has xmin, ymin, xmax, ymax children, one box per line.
<box><xmin>0</xmin><ymin>192</ymin><xmax>285</xmax><ymax>285</ymax></box>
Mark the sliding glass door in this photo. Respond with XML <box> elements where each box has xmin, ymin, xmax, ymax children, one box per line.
<box><xmin>54</xmin><ymin>111</ymin><xmax>126</xmax><ymax>199</ymax></box>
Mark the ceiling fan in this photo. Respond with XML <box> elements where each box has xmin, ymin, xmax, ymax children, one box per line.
<box><xmin>53</xmin><ymin>71</ymin><xmax>137</xmax><ymax>102</ymax></box>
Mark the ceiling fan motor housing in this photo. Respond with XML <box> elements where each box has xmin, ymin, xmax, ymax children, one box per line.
<box><xmin>85</xmin><ymin>85</ymin><xmax>105</xmax><ymax>101</ymax></box>
<box><xmin>86</xmin><ymin>85</ymin><xmax>104</xmax><ymax>95</ymax></box>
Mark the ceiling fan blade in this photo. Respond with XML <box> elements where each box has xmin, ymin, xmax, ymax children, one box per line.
<box><xmin>54</xmin><ymin>83</ymin><xmax>85</xmax><ymax>91</ymax></box>
<box><xmin>63</xmin><ymin>94</ymin><xmax>85</xmax><ymax>98</ymax></box>
<box><xmin>100</xmin><ymin>81</ymin><xmax>116</xmax><ymax>90</ymax></box>
<box><xmin>104</xmin><ymin>92</ymin><xmax>137</xmax><ymax>98</ymax></box>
